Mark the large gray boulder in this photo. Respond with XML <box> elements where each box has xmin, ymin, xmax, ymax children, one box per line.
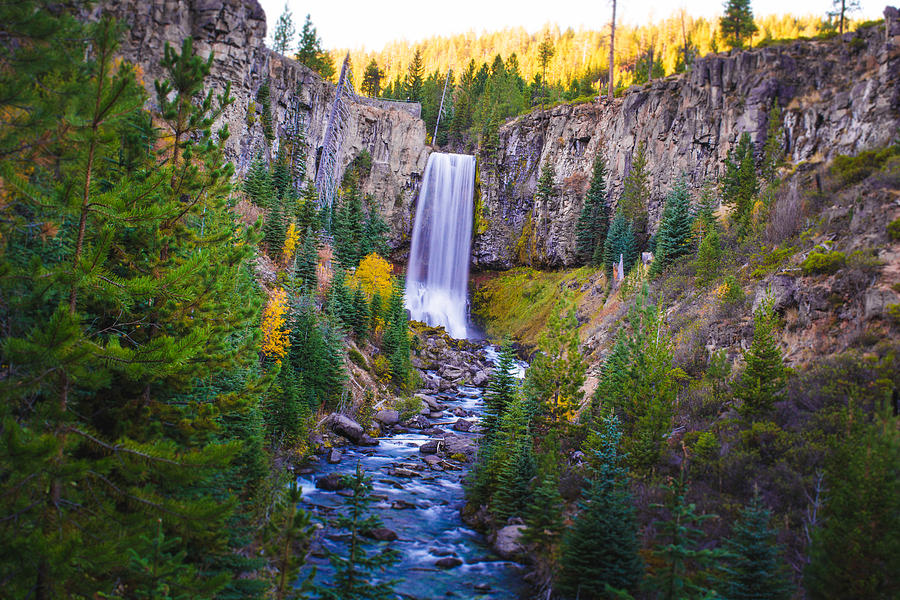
<box><xmin>492</xmin><ymin>524</ymin><xmax>526</xmax><ymax>559</ymax></box>
<box><xmin>374</xmin><ymin>409</ymin><xmax>400</xmax><ymax>426</ymax></box>
<box><xmin>330</xmin><ymin>414</ymin><xmax>364</xmax><ymax>444</ymax></box>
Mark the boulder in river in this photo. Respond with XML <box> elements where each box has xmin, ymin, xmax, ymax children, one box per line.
<box><xmin>327</xmin><ymin>448</ymin><xmax>342</xmax><ymax>464</ymax></box>
<box><xmin>415</xmin><ymin>393</ymin><xmax>441</xmax><ymax>410</ymax></box>
<box><xmin>405</xmin><ymin>415</ymin><xmax>430</xmax><ymax>429</ymax></box>
<box><xmin>315</xmin><ymin>473</ymin><xmax>347</xmax><ymax>492</ymax></box>
<box><xmin>374</xmin><ymin>409</ymin><xmax>400</xmax><ymax>426</ymax></box>
<box><xmin>363</xmin><ymin>527</ymin><xmax>398</xmax><ymax>542</ymax></box>
<box><xmin>492</xmin><ymin>524</ymin><xmax>526</xmax><ymax>559</ymax></box>
<box><xmin>472</xmin><ymin>370</ymin><xmax>489</xmax><ymax>386</ymax></box>
<box><xmin>453</xmin><ymin>419</ymin><xmax>473</xmax><ymax>432</ymax></box>
<box><xmin>357</xmin><ymin>434</ymin><xmax>380</xmax><ymax>447</ymax></box>
<box><xmin>418</xmin><ymin>439</ymin><xmax>440</xmax><ymax>455</ymax></box>
<box><xmin>435</xmin><ymin>556</ymin><xmax>463</xmax><ymax>569</ymax></box>
<box><xmin>329</xmin><ymin>414</ymin><xmax>364</xmax><ymax>444</ymax></box>
<box><xmin>442</xmin><ymin>433</ymin><xmax>476</xmax><ymax>461</ymax></box>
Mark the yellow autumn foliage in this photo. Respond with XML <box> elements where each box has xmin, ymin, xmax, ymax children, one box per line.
<box><xmin>261</xmin><ymin>287</ymin><xmax>290</xmax><ymax>363</ymax></box>
<box><xmin>351</xmin><ymin>253</ymin><xmax>393</xmax><ymax>298</ymax></box>
<box><xmin>282</xmin><ymin>221</ymin><xmax>299</xmax><ymax>266</ymax></box>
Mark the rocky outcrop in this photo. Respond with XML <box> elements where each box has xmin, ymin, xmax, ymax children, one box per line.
<box><xmin>96</xmin><ymin>0</ymin><xmax>429</xmax><ymax>248</ymax></box>
<box><xmin>474</xmin><ymin>15</ymin><xmax>900</xmax><ymax>269</ymax></box>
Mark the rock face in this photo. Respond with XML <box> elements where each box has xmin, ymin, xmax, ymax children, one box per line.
<box><xmin>96</xmin><ymin>0</ymin><xmax>429</xmax><ymax>248</ymax></box>
<box><xmin>473</xmin><ymin>20</ymin><xmax>900</xmax><ymax>269</ymax></box>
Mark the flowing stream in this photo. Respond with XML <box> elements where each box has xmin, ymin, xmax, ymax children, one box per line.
<box><xmin>298</xmin><ymin>347</ymin><xmax>530</xmax><ymax>599</ymax></box>
<box><xmin>405</xmin><ymin>153</ymin><xmax>476</xmax><ymax>339</ymax></box>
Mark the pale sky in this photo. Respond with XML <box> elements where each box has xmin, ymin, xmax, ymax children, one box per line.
<box><xmin>258</xmin><ymin>0</ymin><xmax>888</xmax><ymax>50</ymax></box>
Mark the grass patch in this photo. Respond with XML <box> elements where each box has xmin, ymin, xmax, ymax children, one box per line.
<box><xmin>801</xmin><ymin>250</ymin><xmax>846</xmax><ymax>275</ymax></box>
<box><xmin>472</xmin><ymin>266</ymin><xmax>591</xmax><ymax>345</ymax></box>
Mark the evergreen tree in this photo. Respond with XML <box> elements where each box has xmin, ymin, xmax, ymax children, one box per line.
<box><xmin>314</xmin><ymin>464</ymin><xmax>400</xmax><ymax>600</ymax></box>
<box><xmin>829</xmin><ymin>0</ymin><xmax>861</xmax><ymax>35</ymax></box>
<box><xmin>522</xmin><ymin>469</ymin><xmax>565</xmax><ymax>562</ymax></box>
<box><xmin>484</xmin><ymin>340</ymin><xmax>520</xmax><ymax>437</ymax></box>
<box><xmin>361</xmin><ymin>59</ymin><xmax>384</xmax><ymax>97</ymax></box>
<box><xmin>760</xmin><ymin>104</ymin><xmax>785</xmax><ymax>184</ymax></box>
<box><xmin>296</xmin><ymin>228</ymin><xmax>319</xmax><ymax>294</ymax></box>
<box><xmin>648</xmin><ymin>475</ymin><xmax>726</xmax><ymax>600</ymax></box>
<box><xmin>0</xmin><ymin>14</ymin><xmax>264</xmax><ymax>596</ymax></box>
<box><xmin>734</xmin><ymin>296</ymin><xmax>785</xmax><ymax>419</ymax></box>
<box><xmin>619</xmin><ymin>141</ymin><xmax>651</xmax><ymax>248</ymax></box>
<box><xmin>493</xmin><ymin>437</ymin><xmax>537</xmax><ymax>521</ymax></box>
<box><xmin>601</xmin><ymin>211</ymin><xmax>638</xmax><ymax>276</ymax></box>
<box><xmin>295</xmin><ymin>15</ymin><xmax>334</xmax><ymax>79</ymax></box>
<box><xmin>243</xmin><ymin>156</ymin><xmax>275</xmax><ymax>207</ymax></box>
<box><xmin>296</xmin><ymin>179</ymin><xmax>320</xmax><ymax>231</ymax></box>
<box><xmin>265</xmin><ymin>196</ymin><xmax>287</xmax><ymax>255</ymax></box>
<box><xmin>694</xmin><ymin>223</ymin><xmax>723</xmax><ymax>285</ymax></box>
<box><xmin>576</xmin><ymin>155</ymin><xmax>610</xmax><ymax>265</ymax></box>
<box><xmin>404</xmin><ymin>48</ymin><xmax>425</xmax><ymax>102</ymax></box>
<box><xmin>722</xmin><ymin>132</ymin><xmax>759</xmax><ymax>238</ymax></box>
<box><xmin>805</xmin><ymin>412</ymin><xmax>900</xmax><ymax>599</ymax></box>
<box><xmin>537</xmin><ymin>32</ymin><xmax>555</xmax><ymax>108</ymax></box>
<box><xmin>559</xmin><ymin>413</ymin><xmax>643</xmax><ymax>598</ymax></box>
<box><xmin>720</xmin><ymin>0</ymin><xmax>758</xmax><ymax>48</ymax></box>
<box><xmin>272</xmin><ymin>3</ymin><xmax>295</xmax><ymax>55</ymax></box>
<box><xmin>265</xmin><ymin>479</ymin><xmax>315</xmax><ymax>600</ymax></box>
<box><xmin>383</xmin><ymin>279</ymin><xmax>411</xmax><ymax>386</ymax></box>
<box><xmin>362</xmin><ymin>199</ymin><xmax>390</xmax><ymax>258</ymax></box>
<box><xmin>651</xmin><ymin>179</ymin><xmax>694</xmax><ymax>276</ymax></box>
<box><xmin>536</xmin><ymin>160</ymin><xmax>556</xmax><ymax>202</ymax></box>
<box><xmin>720</xmin><ymin>493</ymin><xmax>792</xmax><ymax>600</ymax></box>
<box><xmin>352</xmin><ymin>285</ymin><xmax>370</xmax><ymax>340</ymax></box>
<box><xmin>369</xmin><ymin>290</ymin><xmax>383</xmax><ymax>334</ymax></box>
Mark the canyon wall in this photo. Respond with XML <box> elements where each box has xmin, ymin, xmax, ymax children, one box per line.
<box><xmin>97</xmin><ymin>0</ymin><xmax>430</xmax><ymax>246</ymax></box>
<box><xmin>473</xmin><ymin>13</ymin><xmax>900</xmax><ymax>269</ymax></box>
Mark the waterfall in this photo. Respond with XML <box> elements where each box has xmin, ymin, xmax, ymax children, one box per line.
<box><xmin>405</xmin><ymin>152</ymin><xmax>476</xmax><ymax>339</ymax></box>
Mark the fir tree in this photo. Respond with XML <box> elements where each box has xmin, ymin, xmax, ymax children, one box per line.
<box><xmin>522</xmin><ymin>469</ymin><xmax>565</xmax><ymax>562</ymax></box>
<box><xmin>295</xmin><ymin>15</ymin><xmax>334</xmax><ymax>79</ymax></box>
<box><xmin>559</xmin><ymin>413</ymin><xmax>643</xmax><ymax>598</ymax></box>
<box><xmin>761</xmin><ymin>104</ymin><xmax>785</xmax><ymax>184</ymax></box>
<box><xmin>361</xmin><ymin>59</ymin><xmax>384</xmax><ymax>97</ymax></box>
<box><xmin>244</xmin><ymin>157</ymin><xmax>275</xmax><ymax>207</ymax></box>
<box><xmin>315</xmin><ymin>464</ymin><xmax>400</xmax><ymax>600</ymax></box>
<box><xmin>493</xmin><ymin>437</ymin><xmax>537</xmax><ymax>521</ymax></box>
<box><xmin>383</xmin><ymin>279</ymin><xmax>411</xmax><ymax>386</ymax></box>
<box><xmin>484</xmin><ymin>340</ymin><xmax>520</xmax><ymax>437</ymax></box>
<box><xmin>575</xmin><ymin>155</ymin><xmax>610</xmax><ymax>265</ymax></box>
<box><xmin>720</xmin><ymin>493</ymin><xmax>792</xmax><ymax>600</ymax></box>
<box><xmin>722</xmin><ymin>132</ymin><xmax>759</xmax><ymax>238</ymax></box>
<box><xmin>601</xmin><ymin>211</ymin><xmax>638</xmax><ymax>276</ymax></box>
<box><xmin>272</xmin><ymin>3</ymin><xmax>296</xmax><ymax>55</ymax></box>
<box><xmin>352</xmin><ymin>285</ymin><xmax>370</xmax><ymax>340</ymax></box>
<box><xmin>265</xmin><ymin>479</ymin><xmax>315</xmax><ymax>600</ymax></box>
<box><xmin>720</xmin><ymin>0</ymin><xmax>758</xmax><ymax>48</ymax></box>
<box><xmin>734</xmin><ymin>296</ymin><xmax>785</xmax><ymax>419</ymax></box>
<box><xmin>619</xmin><ymin>141</ymin><xmax>650</xmax><ymax>248</ymax></box>
<box><xmin>265</xmin><ymin>196</ymin><xmax>287</xmax><ymax>256</ymax></box>
<box><xmin>651</xmin><ymin>179</ymin><xmax>694</xmax><ymax>276</ymax></box>
<box><xmin>648</xmin><ymin>475</ymin><xmax>726</xmax><ymax>600</ymax></box>
<box><xmin>296</xmin><ymin>228</ymin><xmax>319</xmax><ymax>294</ymax></box>
<box><xmin>404</xmin><ymin>48</ymin><xmax>425</xmax><ymax>102</ymax></box>
<box><xmin>536</xmin><ymin>159</ymin><xmax>556</xmax><ymax>202</ymax></box>
<box><xmin>694</xmin><ymin>223</ymin><xmax>723</xmax><ymax>285</ymax></box>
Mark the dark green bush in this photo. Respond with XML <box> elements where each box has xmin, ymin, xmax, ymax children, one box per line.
<box><xmin>348</xmin><ymin>348</ymin><xmax>369</xmax><ymax>371</ymax></box>
<box><xmin>831</xmin><ymin>145</ymin><xmax>900</xmax><ymax>185</ymax></box>
<box><xmin>888</xmin><ymin>218</ymin><xmax>900</xmax><ymax>241</ymax></box>
<box><xmin>801</xmin><ymin>250</ymin><xmax>846</xmax><ymax>275</ymax></box>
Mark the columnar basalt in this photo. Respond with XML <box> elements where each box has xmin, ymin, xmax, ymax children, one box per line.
<box><xmin>473</xmin><ymin>14</ymin><xmax>900</xmax><ymax>269</ymax></box>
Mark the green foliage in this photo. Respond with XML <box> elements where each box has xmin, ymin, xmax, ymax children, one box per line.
<box><xmin>719</xmin><ymin>493</ymin><xmax>792</xmax><ymax>600</ymax></box>
<box><xmin>404</xmin><ymin>48</ymin><xmax>425</xmax><ymax>102</ymax></box>
<box><xmin>830</xmin><ymin>144</ymin><xmax>900</xmax><ymax>185</ymax></box>
<box><xmin>647</xmin><ymin>476</ymin><xmax>726</xmax><ymax>600</ymax></box>
<box><xmin>383</xmin><ymin>279</ymin><xmax>412</xmax><ymax>387</ymax></box>
<box><xmin>575</xmin><ymin>155</ymin><xmax>610</xmax><ymax>265</ymax></box>
<box><xmin>256</xmin><ymin>80</ymin><xmax>275</xmax><ymax>141</ymax></box>
<box><xmin>296</xmin><ymin>228</ymin><xmax>319</xmax><ymax>294</ymax></box>
<box><xmin>593</xmin><ymin>287</ymin><xmax>680</xmax><ymax>472</ymax></box>
<box><xmin>651</xmin><ymin>179</ymin><xmax>695</xmax><ymax>276</ymax></box>
<box><xmin>619</xmin><ymin>142</ymin><xmax>650</xmax><ymax>247</ymax></box>
<box><xmin>801</xmin><ymin>250</ymin><xmax>846</xmax><ymax>275</ymax></box>
<box><xmin>314</xmin><ymin>464</ymin><xmax>400</xmax><ymax>600</ymax></box>
<box><xmin>722</xmin><ymin>132</ymin><xmax>759</xmax><ymax>238</ymax></box>
<box><xmin>271</xmin><ymin>3</ymin><xmax>296</xmax><ymax>55</ymax></box>
<box><xmin>493</xmin><ymin>436</ymin><xmax>537</xmax><ymax>521</ymax></box>
<box><xmin>295</xmin><ymin>14</ymin><xmax>335</xmax><ymax>79</ymax></box>
<box><xmin>720</xmin><ymin>0</ymin><xmax>758</xmax><ymax>47</ymax></box>
<box><xmin>361</xmin><ymin>59</ymin><xmax>384</xmax><ymax>97</ymax></box>
<box><xmin>721</xmin><ymin>274</ymin><xmax>746</xmax><ymax>306</ymax></box>
<box><xmin>536</xmin><ymin>159</ymin><xmax>556</xmax><ymax>202</ymax></box>
<box><xmin>694</xmin><ymin>225</ymin><xmax>723</xmax><ymax>285</ymax></box>
<box><xmin>522</xmin><ymin>469</ymin><xmax>565</xmax><ymax>562</ymax></box>
<box><xmin>243</xmin><ymin>157</ymin><xmax>275</xmax><ymax>207</ymax></box>
<box><xmin>761</xmin><ymin>104</ymin><xmax>785</xmax><ymax>183</ymax></box>
<box><xmin>734</xmin><ymin>297</ymin><xmax>786</xmax><ymax>419</ymax></box>
<box><xmin>602</xmin><ymin>211</ymin><xmax>638</xmax><ymax>276</ymax></box>
<box><xmin>264</xmin><ymin>195</ymin><xmax>287</xmax><ymax>254</ymax></box>
<box><xmin>484</xmin><ymin>340</ymin><xmax>520</xmax><ymax>437</ymax></box>
<box><xmin>805</xmin><ymin>413</ymin><xmax>900</xmax><ymax>599</ymax></box>
<box><xmin>265</xmin><ymin>479</ymin><xmax>315</xmax><ymax>600</ymax></box>
<box><xmin>559</xmin><ymin>413</ymin><xmax>643</xmax><ymax>598</ymax></box>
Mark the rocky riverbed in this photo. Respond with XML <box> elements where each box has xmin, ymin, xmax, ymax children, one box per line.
<box><xmin>296</xmin><ymin>342</ymin><xmax>530</xmax><ymax>599</ymax></box>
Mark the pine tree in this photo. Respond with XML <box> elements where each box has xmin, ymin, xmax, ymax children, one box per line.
<box><xmin>651</xmin><ymin>179</ymin><xmax>694</xmax><ymax>276</ymax></box>
<box><xmin>694</xmin><ymin>224</ymin><xmax>723</xmax><ymax>285</ymax></box>
<box><xmin>272</xmin><ymin>3</ymin><xmax>296</xmax><ymax>55</ymax></box>
<box><xmin>296</xmin><ymin>228</ymin><xmax>319</xmax><ymax>294</ymax></box>
<box><xmin>760</xmin><ymin>104</ymin><xmax>785</xmax><ymax>184</ymax></box>
<box><xmin>295</xmin><ymin>15</ymin><xmax>334</xmax><ymax>79</ymax></box>
<box><xmin>404</xmin><ymin>48</ymin><xmax>425</xmax><ymax>102</ymax></box>
<box><xmin>647</xmin><ymin>475</ymin><xmax>726</xmax><ymax>600</ymax></box>
<box><xmin>535</xmin><ymin>159</ymin><xmax>556</xmax><ymax>202</ymax></box>
<box><xmin>352</xmin><ymin>285</ymin><xmax>370</xmax><ymax>340</ymax></box>
<box><xmin>559</xmin><ymin>413</ymin><xmax>643</xmax><ymax>598</ymax></box>
<box><xmin>720</xmin><ymin>493</ymin><xmax>792</xmax><ymax>600</ymax></box>
<box><xmin>314</xmin><ymin>464</ymin><xmax>400</xmax><ymax>600</ymax></box>
<box><xmin>265</xmin><ymin>479</ymin><xmax>315</xmax><ymax>600</ymax></box>
<box><xmin>720</xmin><ymin>0</ymin><xmax>758</xmax><ymax>48</ymax></box>
<box><xmin>243</xmin><ymin>157</ymin><xmax>275</xmax><ymax>207</ymax></box>
<box><xmin>734</xmin><ymin>296</ymin><xmax>785</xmax><ymax>419</ymax></box>
<box><xmin>601</xmin><ymin>211</ymin><xmax>638</xmax><ymax>276</ymax></box>
<box><xmin>575</xmin><ymin>155</ymin><xmax>610</xmax><ymax>265</ymax></box>
<box><xmin>383</xmin><ymin>279</ymin><xmax>411</xmax><ymax>386</ymax></box>
<box><xmin>361</xmin><ymin>59</ymin><xmax>384</xmax><ymax>97</ymax></box>
<box><xmin>493</xmin><ymin>437</ymin><xmax>537</xmax><ymax>521</ymax></box>
<box><xmin>537</xmin><ymin>32</ymin><xmax>555</xmax><ymax>108</ymax></box>
<box><xmin>619</xmin><ymin>141</ymin><xmax>650</xmax><ymax>248</ymax></box>
<box><xmin>522</xmin><ymin>470</ymin><xmax>565</xmax><ymax>560</ymax></box>
<box><xmin>805</xmin><ymin>413</ymin><xmax>900</xmax><ymax>599</ymax></box>
<box><xmin>265</xmin><ymin>196</ymin><xmax>287</xmax><ymax>255</ymax></box>
<box><xmin>484</xmin><ymin>340</ymin><xmax>520</xmax><ymax>437</ymax></box>
<box><xmin>722</xmin><ymin>132</ymin><xmax>759</xmax><ymax>238</ymax></box>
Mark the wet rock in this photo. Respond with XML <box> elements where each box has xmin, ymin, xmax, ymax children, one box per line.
<box><xmin>406</xmin><ymin>415</ymin><xmax>430</xmax><ymax>429</ymax></box>
<box><xmin>389</xmin><ymin>467</ymin><xmax>421</xmax><ymax>478</ymax></box>
<box><xmin>391</xmin><ymin>499</ymin><xmax>417</xmax><ymax>510</ymax></box>
<box><xmin>453</xmin><ymin>419</ymin><xmax>473</xmax><ymax>432</ymax></box>
<box><xmin>435</xmin><ymin>556</ymin><xmax>463</xmax><ymax>569</ymax></box>
<box><xmin>315</xmin><ymin>473</ymin><xmax>347</xmax><ymax>492</ymax></box>
<box><xmin>357</xmin><ymin>434</ymin><xmax>380</xmax><ymax>447</ymax></box>
<box><xmin>429</xmin><ymin>411</ymin><xmax>444</xmax><ymax>419</ymax></box>
<box><xmin>429</xmin><ymin>547</ymin><xmax>456</xmax><ymax>557</ymax></box>
<box><xmin>474</xmin><ymin>583</ymin><xmax>492</xmax><ymax>592</ymax></box>
<box><xmin>363</xmin><ymin>527</ymin><xmax>398</xmax><ymax>542</ymax></box>
<box><xmin>422</xmin><ymin>454</ymin><xmax>442</xmax><ymax>468</ymax></box>
<box><xmin>418</xmin><ymin>439</ymin><xmax>440</xmax><ymax>454</ymax></box>
<box><xmin>492</xmin><ymin>524</ymin><xmax>526</xmax><ymax>559</ymax></box>
<box><xmin>472</xmin><ymin>370</ymin><xmax>489</xmax><ymax>386</ymax></box>
<box><xmin>327</xmin><ymin>448</ymin><xmax>342</xmax><ymax>464</ymax></box>
<box><xmin>415</xmin><ymin>393</ymin><xmax>441</xmax><ymax>411</ymax></box>
<box><xmin>330</xmin><ymin>414</ymin><xmax>364</xmax><ymax>444</ymax></box>
<box><xmin>442</xmin><ymin>433</ymin><xmax>476</xmax><ymax>461</ymax></box>
<box><xmin>374</xmin><ymin>409</ymin><xmax>400</xmax><ymax>426</ymax></box>
<box><xmin>296</xmin><ymin>467</ymin><xmax>315</xmax><ymax>475</ymax></box>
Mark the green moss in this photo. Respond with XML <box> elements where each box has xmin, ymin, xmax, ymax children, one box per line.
<box><xmin>801</xmin><ymin>250</ymin><xmax>846</xmax><ymax>275</ymax></box>
<box><xmin>750</xmin><ymin>245</ymin><xmax>798</xmax><ymax>278</ymax></box>
<box><xmin>887</xmin><ymin>303</ymin><xmax>900</xmax><ymax>324</ymax></box>
<box><xmin>514</xmin><ymin>214</ymin><xmax>535</xmax><ymax>265</ymax></box>
<box><xmin>348</xmin><ymin>348</ymin><xmax>368</xmax><ymax>371</ymax></box>
<box><xmin>888</xmin><ymin>218</ymin><xmax>900</xmax><ymax>241</ymax></box>
<box><xmin>831</xmin><ymin>145</ymin><xmax>900</xmax><ymax>185</ymax></box>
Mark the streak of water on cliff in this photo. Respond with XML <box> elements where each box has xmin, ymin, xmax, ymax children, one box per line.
<box><xmin>405</xmin><ymin>153</ymin><xmax>476</xmax><ymax>339</ymax></box>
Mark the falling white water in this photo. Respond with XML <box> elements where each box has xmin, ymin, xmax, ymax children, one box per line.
<box><xmin>405</xmin><ymin>152</ymin><xmax>476</xmax><ymax>339</ymax></box>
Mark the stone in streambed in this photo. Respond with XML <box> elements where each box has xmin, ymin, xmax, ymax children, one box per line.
<box><xmin>362</xmin><ymin>527</ymin><xmax>398</xmax><ymax>542</ymax></box>
<box><xmin>472</xmin><ymin>370</ymin><xmax>489</xmax><ymax>386</ymax></box>
<box><xmin>422</xmin><ymin>454</ymin><xmax>442</xmax><ymax>468</ymax></box>
<box><xmin>418</xmin><ymin>439</ymin><xmax>440</xmax><ymax>454</ymax></box>
<box><xmin>357</xmin><ymin>434</ymin><xmax>379</xmax><ymax>447</ymax></box>
<box><xmin>474</xmin><ymin>583</ymin><xmax>492</xmax><ymax>592</ymax></box>
<box><xmin>453</xmin><ymin>419</ymin><xmax>473</xmax><ymax>432</ymax></box>
<box><xmin>374</xmin><ymin>409</ymin><xmax>399</xmax><ymax>426</ymax></box>
<box><xmin>315</xmin><ymin>473</ymin><xmax>347</xmax><ymax>491</ymax></box>
<box><xmin>329</xmin><ymin>414</ymin><xmax>364</xmax><ymax>444</ymax></box>
<box><xmin>491</xmin><ymin>524</ymin><xmax>526</xmax><ymax>559</ymax></box>
<box><xmin>435</xmin><ymin>556</ymin><xmax>463</xmax><ymax>569</ymax></box>
<box><xmin>326</xmin><ymin>448</ymin><xmax>342</xmax><ymax>464</ymax></box>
